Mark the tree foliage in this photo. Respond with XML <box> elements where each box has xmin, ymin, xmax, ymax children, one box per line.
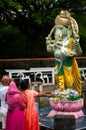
<box><xmin>0</xmin><ymin>0</ymin><xmax>86</xmax><ymax>58</ymax></box>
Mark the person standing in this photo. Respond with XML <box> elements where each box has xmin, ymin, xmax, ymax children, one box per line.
<box><xmin>20</xmin><ymin>79</ymin><xmax>53</xmax><ymax>130</ymax></box>
<box><xmin>0</xmin><ymin>76</ymin><xmax>12</xmax><ymax>130</ymax></box>
<box><xmin>6</xmin><ymin>80</ymin><xmax>26</xmax><ymax>130</ymax></box>
<box><xmin>0</xmin><ymin>68</ymin><xmax>8</xmax><ymax>89</ymax></box>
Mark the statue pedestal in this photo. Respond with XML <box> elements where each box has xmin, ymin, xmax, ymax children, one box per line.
<box><xmin>48</xmin><ymin>98</ymin><xmax>84</xmax><ymax>119</ymax></box>
<box><xmin>54</xmin><ymin>115</ymin><xmax>75</xmax><ymax>130</ymax></box>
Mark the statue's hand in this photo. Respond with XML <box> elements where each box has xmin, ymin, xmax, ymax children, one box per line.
<box><xmin>64</xmin><ymin>50</ymin><xmax>76</xmax><ymax>57</ymax></box>
<box><xmin>73</xmin><ymin>34</ymin><xmax>80</xmax><ymax>44</ymax></box>
<box><xmin>61</xmin><ymin>46</ymin><xmax>67</xmax><ymax>53</ymax></box>
<box><xmin>46</xmin><ymin>35</ymin><xmax>51</xmax><ymax>44</ymax></box>
<box><xmin>60</xmin><ymin>47</ymin><xmax>76</xmax><ymax>57</ymax></box>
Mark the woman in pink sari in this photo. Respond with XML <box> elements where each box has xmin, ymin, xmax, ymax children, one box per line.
<box><xmin>20</xmin><ymin>79</ymin><xmax>52</xmax><ymax>130</ymax></box>
<box><xmin>6</xmin><ymin>80</ymin><xmax>26</xmax><ymax>130</ymax></box>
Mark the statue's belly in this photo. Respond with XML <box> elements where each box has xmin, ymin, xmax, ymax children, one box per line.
<box><xmin>54</xmin><ymin>49</ymin><xmax>62</xmax><ymax>59</ymax></box>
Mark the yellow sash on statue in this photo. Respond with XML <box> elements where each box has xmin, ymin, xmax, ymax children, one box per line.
<box><xmin>72</xmin><ymin>58</ymin><xmax>82</xmax><ymax>95</ymax></box>
<box><xmin>69</xmin><ymin>38</ymin><xmax>82</xmax><ymax>95</ymax></box>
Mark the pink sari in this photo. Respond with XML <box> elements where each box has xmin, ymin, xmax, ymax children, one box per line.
<box><xmin>22</xmin><ymin>89</ymin><xmax>40</xmax><ymax>130</ymax></box>
<box><xmin>6</xmin><ymin>81</ymin><xmax>25</xmax><ymax>130</ymax></box>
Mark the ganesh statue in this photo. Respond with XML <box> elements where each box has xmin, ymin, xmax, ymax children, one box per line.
<box><xmin>46</xmin><ymin>10</ymin><xmax>84</xmax><ymax>119</ymax></box>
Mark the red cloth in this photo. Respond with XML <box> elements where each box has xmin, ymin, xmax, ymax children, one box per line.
<box><xmin>21</xmin><ymin>90</ymin><xmax>40</xmax><ymax>130</ymax></box>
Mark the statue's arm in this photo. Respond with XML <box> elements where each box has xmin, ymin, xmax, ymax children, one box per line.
<box><xmin>63</xmin><ymin>34</ymin><xmax>82</xmax><ymax>57</ymax></box>
<box><xmin>72</xmin><ymin>34</ymin><xmax>82</xmax><ymax>56</ymax></box>
<box><xmin>46</xmin><ymin>35</ymin><xmax>55</xmax><ymax>53</ymax></box>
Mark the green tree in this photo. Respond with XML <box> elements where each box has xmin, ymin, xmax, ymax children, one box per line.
<box><xmin>0</xmin><ymin>0</ymin><xmax>86</xmax><ymax>58</ymax></box>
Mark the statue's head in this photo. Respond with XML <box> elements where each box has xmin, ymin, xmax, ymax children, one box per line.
<box><xmin>55</xmin><ymin>10</ymin><xmax>72</xmax><ymax>27</ymax></box>
<box><xmin>55</xmin><ymin>10</ymin><xmax>79</xmax><ymax>34</ymax></box>
<box><xmin>48</xmin><ymin>10</ymin><xmax>79</xmax><ymax>42</ymax></box>
<box><xmin>54</xmin><ymin>11</ymin><xmax>73</xmax><ymax>40</ymax></box>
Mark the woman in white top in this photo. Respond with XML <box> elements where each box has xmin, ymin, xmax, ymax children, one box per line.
<box><xmin>0</xmin><ymin>76</ymin><xmax>12</xmax><ymax>130</ymax></box>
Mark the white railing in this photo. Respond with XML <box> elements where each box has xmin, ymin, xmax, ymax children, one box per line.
<box><xmin>6</xmin><ymin>67</ymin><xmax>86</xmax><ymax>86</ymax></box>
<box><xmin>6</xmin><ymin>67</ymin><xmax>55</xmax><ymax>85</ymax></box>
<box><xmin>79</xmin><ymin>68</ymin><xmax>86</xmax><ymax>81</ymax></box>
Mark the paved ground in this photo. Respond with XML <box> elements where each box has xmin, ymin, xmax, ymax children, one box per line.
<box><xmin>36</xmin><ymin>96</ymin><xmax>50</xmax><ymax>109</ymax></box>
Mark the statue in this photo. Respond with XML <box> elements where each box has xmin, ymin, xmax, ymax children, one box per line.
<box><xmin>46</xmin><ymin>11</ymin><xmax>84</xmax><ymax>119</ymax></box>
<box><xmin>46</xmin><ymin>10</ymin><xmax>82</xmax><ymax>95</ymax></box>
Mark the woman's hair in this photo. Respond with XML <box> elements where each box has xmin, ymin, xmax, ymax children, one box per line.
<box><xmin>14</xmin><ymin>79</ymin><xmax>20</xmax><ymax>89</ymax></box>
<box><xmin>20</xmin><ymin>79</ymin><xmax>29</xmax><ymax>90</ymax></box>
<box><xmin>1</xmin><ymin>76</ymin><xmax>13</xmax><ymax>86</ymax></box>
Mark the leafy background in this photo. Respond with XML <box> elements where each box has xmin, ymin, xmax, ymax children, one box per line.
<box><xmin>0</xmin><ymin>0</ymin><xmax>86</xmax><ymax>58</ymax></box>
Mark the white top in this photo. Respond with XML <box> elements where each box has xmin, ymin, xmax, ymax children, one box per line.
<box><xmin>0</xmin><ymin>82</ymin><xmax>2</xmax><ymax>89</ymax></box>
<box><xmin>0</xmin><ymin>86</ymin><xmax>9</xmax><ymax>109</ymax></box>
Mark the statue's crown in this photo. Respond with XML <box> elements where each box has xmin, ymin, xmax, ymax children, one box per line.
<box><xmin>60</xmin><ymin>10</ymin><xmax>71</xmax><ymax>18</ymax></box>
<box><xmin>55</xmin><ymin>10</ymin><xmax>71</xmax><ymax>26</ymax></box>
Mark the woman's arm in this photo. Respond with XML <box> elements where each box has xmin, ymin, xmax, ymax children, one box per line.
<box><xmin>37</xmin><ymin>92</ymin><xmax>54</xmax><ymax>97</ymax></box>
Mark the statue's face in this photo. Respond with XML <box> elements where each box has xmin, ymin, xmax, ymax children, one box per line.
<box><xmin>55</xmin><ymin>25</ymin><xmax>73</xmax><ymax>41</ymax></box>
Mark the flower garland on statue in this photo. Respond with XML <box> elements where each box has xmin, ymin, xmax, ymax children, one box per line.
<box><xmin>51</xmin><ymin>88</ymin><xmax>81</xmax><ymax>102</ymax></box>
